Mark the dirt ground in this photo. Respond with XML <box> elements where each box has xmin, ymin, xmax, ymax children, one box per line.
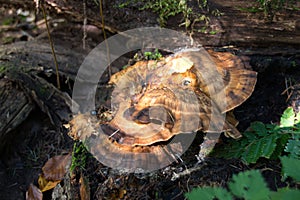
<box><xmin>0</xmin><ymin>0</ymin><xmax>300</xmax><ymax>199</ymax></box>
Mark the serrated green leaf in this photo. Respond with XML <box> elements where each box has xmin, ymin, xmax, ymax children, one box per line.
<box><xmin>251</xmin><ymin>121</ymin><xmax>268</xmax><ymax>136</ymax></box>
<box><xmin>284</xmin><ymin>139</ymin><xmax>300</xmax><ymax>159</ymax></box>
<box><xmin>243</xmin><ymin>134</ymin><xmax>278</xmax><ymax>164</ymax></box>
<box><xmin>280</xmin><ymin>156</ymin><xmax>300</xmax><ymax>182</ymax></box>
<box><xmin>270</xmin><ymin>134</ymin><xmax>290</xmax><ymax>159</ymax></box>
<box><xmin>243</xmin><ymin>130</ymin><xmax>258</xmax><ymax>140</ymax></box>
<box><xmin>228</xmin><ymin>170</ymin><xmax>270</xmax><ymax>200</ymax></box>
<box><xmin>185</xmin><ymin>187</ymin><xmax>233</xmax><ymax>200</ymax></box>
<box><xmin>214</xmin><ymin>107</ymin><xmax>300</xmax><ymax>163</ymax></box>
<box><xmin>262</xmin><ymin>135</ymin><xmax>279</xmax><ymax>156</ymax></box>
<box><xmin>212</xmin><ymin>139</ymin><xmax>248</xmax><ymax>159</ymax></box>
<box><xmin>265</xmin><ymin>124</ymin><xmax>278</xmax><ymax>131</ymax></box>
<box><xmin>270</xmin><ymin>188</ymin><xmax>300</xmax><ymax>200</ymax></box>
<box><xmin>295</xmin><ymin>112</ymin><xmax>300</xmax><ymax>124</ymax></box>
<box><xmin>280</xmin><ymin>107</ymin><xmax>295</xmax><ymax>127</ymax></box>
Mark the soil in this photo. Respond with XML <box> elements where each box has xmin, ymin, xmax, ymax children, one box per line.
<box><xmin>0</xmin><ymin>0</ymin><xmax>300</xmax><ymax>199</ymax></box>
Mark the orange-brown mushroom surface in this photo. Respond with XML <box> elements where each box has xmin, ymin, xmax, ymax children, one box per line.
<box><xmin>69</xmin><ymin>48</ymin><xmax>257</xmax><ymax>172</ymax></box>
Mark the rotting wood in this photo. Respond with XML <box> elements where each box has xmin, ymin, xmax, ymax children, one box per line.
<box><xmin>0</xmin><ymin>78</ymin><xmax>34</xmax><ymax>147</ymax></box>
<box><xmin>2</xmin><ymin>0</ymin><xmax>299</xmax><ymax>48</ymax></box>
<box><xmin>0</xmin><ymin>41</ymin><xmax>84</xmax><ymax>146</ymax></box>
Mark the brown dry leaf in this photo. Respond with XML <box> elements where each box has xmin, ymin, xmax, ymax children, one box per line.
<box><xmin>26</xmin><ymin>183</ymin><xmax>43</xmax><ymax>200</ymax></box>
<box><xmin>42</xmin><ymin>153</ymin><xmax>71</xmax><ymax>181</ymax></box>
<box><xmin>119</xmin><ymin>189</ymin><xmax>127</xmax><ymax>199</ymax></box>
<box><xmin>38</xmin><ymin>174</ymin><xmax>61</xmax><ymax>192</ymax></box>
<box><xmin>79</xmin><ymin>173</ymin><xmax>90</xmax><ymax>200</ymax></box>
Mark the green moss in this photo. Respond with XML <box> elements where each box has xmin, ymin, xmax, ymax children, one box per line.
<box><xmin>0</xmin><ymin>65</ymin><xmax>7</xmax><ymax>73</ymax></box>
<box><xmin>2</xmin><ymin>36</ymin><xmax>14</xmax><ymax>44</ymax></box>
<box><xmin>2</xmin><ymin>17</ymin><xmax>14</xmax><ymax>26</ymax></box>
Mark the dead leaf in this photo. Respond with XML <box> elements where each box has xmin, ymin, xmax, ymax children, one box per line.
<box><xmin>38</xmin><ymin>174</ymin><xmax>61</xmax><ymax>192</ymax></box>
<box><xmin>42</xmin><ymin>153</ymin><xmax>71</xmax><ymax>181</ymax></box>
<box><xmin>80</xmin><ymin>173</ymin><xmax>90</xmax><ymax>200</ymax></box>
<box><xmin>26</xmin><ymin>184</ymin><xmax>42</xmax><ymax>200</ymax></box>
<box><xmin>119</xmin><ymin>189</ymin><xmax>126</xmax><ymax>199</ymax></box>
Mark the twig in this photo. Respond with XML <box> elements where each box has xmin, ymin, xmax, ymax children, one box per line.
<box><xmin>0</xmin><ymin>25</ymin><xmax>18</xmax><ymax>31</ymax></box>
<box><xmin>171</xmin><ymin>163</ymin><xmax>206</xmax><ymax>181</ymax></box>
<box><xmin>41</xmin><ymin>1</ymin><xmax>61</xmax><ymax>89</ymax></box>
<box><xmin>171</xmin><ymin>190</ymin><xmax>183</xmax><ymax>200</ymax></box>
<box><xmin>108</xmin><ymin>129</ymin><xmax>119</xmax><ymax>139</ymax></box>
<box><xmin>281</xmin><ymin>77</ymin><xmax>294</xmax><ymax>102</ymax></box>
<box><xmin>82</xmin><ymin>0</ymin><xmax>87</xmax><ymax>49</ymax></box>
<box><xmin>99</xmin><ymin>0</ymin><xmax>112</xmax><ymax>78</ymax></box>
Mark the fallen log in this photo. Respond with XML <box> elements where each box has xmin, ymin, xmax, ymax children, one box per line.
<box><xmin>1</xmin><ymin>0</ymin><xmax>299</xmax><ymax>48</ymax></box>
<box><xmin>0</xmin><ymin>41</ymin><xmax>84</xmax><ymax>149</ymax></box>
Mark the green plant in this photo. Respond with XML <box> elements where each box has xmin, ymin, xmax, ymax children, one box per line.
<box><xmin>237</xmin><ymin>6</ymin><xmax>262</xmax><ymax>13</ymax></box>
<box><xmin>122</xmin><ymin>49</ymin><xmax>163</xmax><ymax>70</ymax></box>
<box><xmin>116</xmin><ymin>0</ymin><xmax>189</xmax><ymax>26</ymax></box>
<box><xmin>117</xmin><ymin>0</ymin><xmax>222</xmax><ymax>30</ymax></box>
<box><xmin>256</xmin><ymin>0</ymin><xmax>286</xmax><ymax>10</ymax></box>
<box><xmin>70</xmin><ymin>142</ymin><xmax>89</xmax><ymax>171</ymax></box>
<box><xmin>238</xmin><ymin>0</ymin><xmax>298</xmax><ymax>19</ymax></box>
<box><xmin>185</xmin><ymin>168</ymin><xmax>300</xmax><ymax>200</ymax></box>
<box><xmin>142</xmin><ymin>0</ymin><xmax>192</xmax><ymax>27</ymax></box>
<box><xmin>27</xmin><ymin>148</ymin><xmax>41</xmax><ymax>162</ymax></box>
<box><xmin>255</xmin><ymin>0</ymin><xmax>298</xmax><ymax>19</ymax></box>
<box><xmin>2</xmin><ymin>17</ymin><xmax>14</xmax><ymax>25</ymax></box>
<box><xmin>213</xmin><ymin>107</ymin><xmax>300</xmax><ymax>164</ymax></box>
<box><xmin>143</xmin><ymin>49</ymin><xmax>162</xmax><ymax>60</ymax></box>
<box><xmin>280</xmin><ymin>156</ymin><xmax>300</xmax><ymax>182</ymax></box>
<box><xmin>186</xmin><ymin>107</ymin><xmax>300</xmax><ymax>199</ymax></box>
<box><xmin>2</xmin><ymin>36</ymin><xmax>14</xmax><ymax>44</ymax></box>
<box><xmin>0</xmin><ymin>65</ymin><xmax>7</xmax><ymax>73</ymax></box>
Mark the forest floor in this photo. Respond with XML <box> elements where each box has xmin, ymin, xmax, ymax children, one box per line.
<box><xmin>0</xmin><ymin>0</ymin><xmax>299</xmax><ymax>199</ymax></box>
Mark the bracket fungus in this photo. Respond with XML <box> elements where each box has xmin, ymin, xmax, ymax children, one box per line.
<box><xmin>69</xmin><ymin>48</ymin><xmax>257</xmax><ymax>172</ymax></box>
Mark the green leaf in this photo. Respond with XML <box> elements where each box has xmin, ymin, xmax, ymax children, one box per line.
<box><xmin>243</xmin><ymin>130</ymin><xmax>258</xmax><ymax>140</ymax></box>
<box><xmin>265</xmin><ymin>124</ymin><xmax>278</xmax><ymax>131</ymax></box>
<box><xmin>251</xmin><ymin>121</ymin><xmax>268</xmax><ymax>136</ymax></box>
<box><xmin>270</xmin><ymin>188</ymin><xmax>300</xmax><ymax>200</ymax></box>
<box><xmin>212</xmin><ymin>108</ymin><xmax>300</xmax><ymax>164</ymax></box>
<box><xmin>185</xmin><ymin>187</ymin><xmax>233</xmax><ymax>200</ymax></box>
<box><xmin>280</xmin><ymin>156</ymin><xmax>300</xmax><ymax>182</ymax></box>
<box><xmin>228</xmin><ymin>170</ymin><xmax>270</xmax><ymax>200</ymax></box>
<box><xmin>295</xmin><ymin>112</ymin><xmax>300</xmax><ymax>124</ymax></box>
<box><xmin>295</xmin><ymin>112</ymin><xmax>300</xmax><ymax>130</ymax></box>
<box><xmin>284</xmin><ymin>139</ymin><xmax>300</xmax><ymax>159</ymax></box>
<box><xmin>280</xmin><ymin>107</ymin><xmax>295</xmax><ymax>127</ymax></box>
<box><xmin>242</xmin><ymin>134</ymin><xmax>278</xmax><ymax>164</ymax></box>
<box><xmin>212</xmin><ymin>139</ymin><xmax>246</xmax><ymax>159</ymax></box>
<box><xmin>270</xmin><ymin>134</ymin><xmax>290</xmax><ymax>159</ymax></box>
